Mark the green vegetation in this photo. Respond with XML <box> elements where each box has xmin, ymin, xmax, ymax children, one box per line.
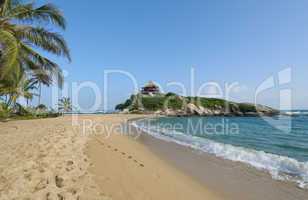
<box><xmin>116</xmin><ymin>94</ymin><xmax>186</xmax><ymax>111</ymax></box>
<box><xmin>0</xmin><ymin>0</ymin><xmax>70</xmax><ymax>120</ymax></box>
<box><xmin>238</xmin><ymin>103</ymin><xmax>257</xmax><ymax>113</ymax></box>
<box><xmin>115</xmin><ymin>93</ymin><xmax>274</xmax><ymax>115</ymax></box>
<box><xmin>198</xmin><ymin>98</ymin><xmax>227</xmax><ymax>109</ymax></box>
<box><xmin>165</xmin><ymin>96</ymin><xmax>185</xmax><ymax>110</ymax></box>
<box><xmin>116</xmin><ymin>94</ymin><xmax>230</xmax><ymax>111</ymax></box>
<box><xmin>0</xmin><ymin>65</ymin><xmax>37</xmax><ymax>107</ymax></box>
<box><xmin>140</xmin><ymin>96</ymin><xmax>165</xmax><ymax>111</ymax></box>
<box><xmin>0</xmin><ymin>102</ymin><xmax>11</xmax><ymax>118</ymax></box>
<box><xmin>165</xmin><ymin>92</ymin><xmax>177</xmax><ymax>97</ymax></box>
<box><xmin>0</xmin><ymin>101</ymin><xmax>60</xmax><ymax>121</ymax></box>
<box><xmin>58</xmin><ymin>97</ymin><xmax>72</xmax><ymax>114</ymax></box>
<box><xmin>0</xmin><ymin>0</ymin><xmax>70</xmax><ymax>81</ymax></box>
<box><xmin>36</xmin><ymin>104</ymin><xmax>48</xmax><ymax>111</ymax></box>
<box><xmin>115</xmin><ymin>95</ymin><xmax>134</xmax><ymax>110</ymax></box>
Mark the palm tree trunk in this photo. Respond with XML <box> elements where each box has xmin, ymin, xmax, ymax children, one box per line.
<box><xmin>38</xmin><ymin>82</ymin><xmax>41</xmax><ymax>105</ymax></box>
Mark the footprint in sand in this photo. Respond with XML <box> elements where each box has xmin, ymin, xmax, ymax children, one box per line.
<box><xmin>133</xmin><ymin>159</ymin><xmax>145</xmax><ymax>167</ymax></box>
<box><xmin>55</xmin><ymin>176</ymin><xmax>64</xmax><ymax>188</ymax></box>
<box><xmin>34</xmin><ymin>178</ymin><xmax>48</xmax><ymax>192</ymax></box>
<box><xmin>54</xmin><ymin>125</ymin><xmax>66</xmax><ymax>134</ymax></box>
<box><xmin>57</xmin><ymin>194</ymin><xmax>64</xmax><ymax>200</ymax></box>
<box><xmin>99</xmin><ymin>142</ymin><xmax>145</xmax><ymax>168</ymax></box>
<box><xmin>67</xmin><ymin>160</ymin><xmax>74</xmax><ymax>166</ymax></box>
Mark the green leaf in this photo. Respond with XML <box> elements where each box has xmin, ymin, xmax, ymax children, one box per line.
<box><xmin>0</xmin><ymin>30</ymin><xmax>18</xmax><ymax>77</ymax></box>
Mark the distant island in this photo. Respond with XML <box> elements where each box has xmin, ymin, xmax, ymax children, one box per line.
<box><xmin>115</xmin><ymin>82</ymin><xmax>279</xmax><ymax>116</ymax></box>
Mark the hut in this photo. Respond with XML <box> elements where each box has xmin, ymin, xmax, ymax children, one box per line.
<box><xmin>141</xmin><ymin>81</ymin><xmax>160</xmax><ymax>95</ymax></box>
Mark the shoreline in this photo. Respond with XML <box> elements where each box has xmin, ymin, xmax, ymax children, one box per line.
<box><xmin>130</xmin><ymin>115</ymin><xmax>308</xmax><ymax>188</ymax></box>
<box><xmin>1</xmin><ymin>114</ymin><xmax>307</xmax><ymax>199</ymax></box>
<box><xmin>85</xmin><ymin>114</ymin><xmax>308</xmax><ymax>199</ymax></box>
<box><xmin>129</xmin><ymin>116</ymin><xmax>308</xmax><ymax>200</ymax></box>
<box><xmin>85</xmin><ymin>114</ymin><xmax>223</xmax><ymax>200</ymax></box>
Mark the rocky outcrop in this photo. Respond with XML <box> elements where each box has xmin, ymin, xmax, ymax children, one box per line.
<box><xmin>116</xmin><ymin>94</ymin><xmax>280</xmax><ymax>117</ymax></box>
<box><xmin>255</xmin><ymin>104</ymin><xmax>280</xmax><ymax>116</ymax></box>
<box><xmin>158</xmin><ymin>103</ymin><xmax>279</xmax><ymax>117</ymax></box>
<box><xmin>187</xmin><ymin>103</ymin><xmax>203</xmax><ymax>115</ymax></box>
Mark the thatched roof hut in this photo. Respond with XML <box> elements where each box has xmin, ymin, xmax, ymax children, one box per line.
<box><xmin>141</xmin><ymin>81</ymin><xmax>160</xmax><ymax>95</ymax></box>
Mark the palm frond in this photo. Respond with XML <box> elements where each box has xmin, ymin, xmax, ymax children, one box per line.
<box><xmin>20</xmin><ymin>42</ymin><xmax>57</xmax><ymax>70</ymax></box>
<box><xmin>0</xmin><ymin>29</ymin><xmax>18</xmax><ymax>77</ymax></box>
<box><xmin>15</xmin><ymin>26</ymin><xmax>71</xmax><ymax>61</ymax></box>
<box><xmin>1</xmin><ymin>0</ymin><xmax>69</xmax><ymax>92</ymax></box>
<box><xmin>19</xmin><ymin>42</ymin><xmax>63</xmax><ymax>84</ymax></box>
<box><xmin>30</xmin><ymin>71</ymin><xmax>52</xmax><ymax>86</ymax></box>
<box><xmin>58</xmin><ymin>97</ymin><xmax>72</xmax><ymax>112</ymax></box>
<box><xmin>1</xmin><ymin>0</ymin><xmax>25</xmax><ymax>17</ymax></box>
<box><xmin>8</xmin><ymin>3</ymin><xmax>66</xmax><ymax>29</ymax></box>
<box><xmin>0</xmin><ymin>0</ymin><xmax>12</xmax><ymax>16</ymax></box>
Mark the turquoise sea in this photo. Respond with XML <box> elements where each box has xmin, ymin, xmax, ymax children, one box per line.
<box><xmin>133</xmin><ymin>112</ymin><xmax>308</xmax><ymax>189</ymax></box>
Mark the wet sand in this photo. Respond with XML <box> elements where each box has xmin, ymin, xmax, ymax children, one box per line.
<box><xmin>137</xmin><ymin>126</ymin><xmax>308</xmax><ymax>200</ymax></box>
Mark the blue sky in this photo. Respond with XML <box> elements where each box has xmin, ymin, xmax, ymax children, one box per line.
<box><xmin>35</xmin><ymin>0</ymin><xmax>308</xmax><ymax>111</ymax></box>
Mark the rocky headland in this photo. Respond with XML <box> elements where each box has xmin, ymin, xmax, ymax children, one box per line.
<box><xmin>115</xmin><ymin>93</ymin><xmax>279</xmax><ymax>117</ymax></box>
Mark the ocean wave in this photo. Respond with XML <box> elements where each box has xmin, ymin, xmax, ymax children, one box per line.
<box><xmin>284</xmin><ymin>111</ymin><xmax>308</xmax><ymax>116</ymax></box>
<box><xmin>131</xmin><ymin>119</ymin><xmax>308</xmax><ymax>189</ymax></box>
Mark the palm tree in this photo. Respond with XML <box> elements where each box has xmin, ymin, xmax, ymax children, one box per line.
<box><xmin>23</xmin><ymin>78</ymin><xmax>37</xmax><ymax>106</ymax></box>
<box><xmin>0</xmin><ymin>0</ymin><xmax>71</xmax><ymax>87</ymax></box>
<box><xmin>58</xmin><ymin>97</ymin><xmax>72</xmax><ymax>114</ymax></box>
<box><xmin>0</xmin><ymin>65</ymin><xmax>24</xmax><ymax>107</ymax></box>
<box><xmin>31</xmin><ymin>71</ymin><xmax>52</xmax><ymax>105</ymax></box>
<box><xmin>0</xmin><ymin>64</ymin><xmax>37</xmax><ymax>108</ymax></box>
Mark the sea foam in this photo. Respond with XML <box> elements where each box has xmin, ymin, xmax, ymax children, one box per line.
<box><xmin>132</xmin><ymin>119</ymin><xmax>308</xmax><ymax>189</ymax></box>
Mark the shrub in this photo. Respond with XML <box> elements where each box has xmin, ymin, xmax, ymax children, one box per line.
<box><xmin>141</xmin><ymin>96</ymin><xmax>165</xmax><ymax>111</ymax></box>
<box><xmin>238</xmin><ymin>103</ymin><xmax>257</xmax><ymax>113</ymax></box>
<box><xmin>36</xmin><ymin>104</ymin><xmax>48</xmax><ymax>111</ymax></box>
<box><xmin>165</xmin><ymin>96</ymin><xmax>185</xmax><ymax>110</ymax></box>
<box><xmin>0</xmin><ymin>103</ymin><xmax>11</xmax><ymax>119</ymax></box>
<box><xmin>165</xmin><ymin>92</ymin><xmax>177</xmax><ymax>97</ymax></box>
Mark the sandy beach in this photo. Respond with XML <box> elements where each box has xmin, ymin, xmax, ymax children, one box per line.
<box><xmin>0</xmin><ymin>114</ymin><xmax>221</xmax><ymax>200</ymax></box>
<box><xmin>0</xmin><ymin>116</ymin><xmax>105</xmax><ymax>199</ymax></box>
<box><xmin>2</xmin><ymin>0</ymin><xmax>308</xmax><ymax>199</ymax></box>
<box><xmin>1</xmin><ymin>114</ymin><xmax>307</xmax><ymax>200</ymax></box>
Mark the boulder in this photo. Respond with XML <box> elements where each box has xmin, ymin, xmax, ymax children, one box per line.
<box><xmin>164</xmin><ymin>109</ymin><xmax>177</xmax><ymax>116</ymax></box>
<box><xmin>213</xmin><ymin>110</ymin><xmax>222</xmax><ymax>115</ymax></box>
<box><xmin>187</xmin><ymin>103</ymin><xmax>203</xmax><ymax>115</ymax></box>
<box><xmin>255</xmin><ymin>104</ymin><xmax>279</xmax><ymax>116</ymax></box>
<box><xmin>154</xmin><ymin>110</ymin><xmax>163</xmax><ymax>115</ymax></box>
